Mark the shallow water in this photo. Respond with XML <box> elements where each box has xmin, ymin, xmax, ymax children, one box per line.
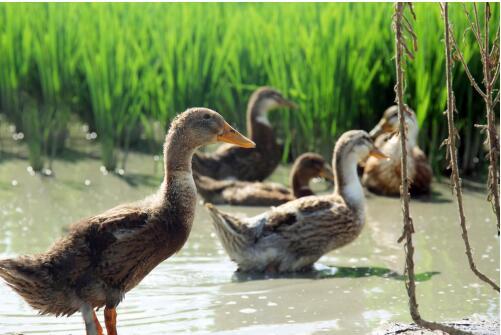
<box><xmin>0</xmin><ymin>151</ymin><xmax>498</xmax><ymax>335</ymax></box>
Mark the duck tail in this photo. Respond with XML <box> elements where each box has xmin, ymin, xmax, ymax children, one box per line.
<box><xmin>204</xmin><ymin>203</ymin><xmax>253</xmax><ymax>258</ymax></box>
<box><xmin>0</xmin><ymin>257</ymin><xmax>73</xmax><ymax>316</ymax></box>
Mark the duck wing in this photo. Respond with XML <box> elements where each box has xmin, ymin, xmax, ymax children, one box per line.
<box><xmin>70</xmin><ymin>204</ymin><xmax>181</xmax><ymax>295</ymax></box>
<box><xmin>193</xmin><ymin>145</ymin><xmax>278</xmax><ymax>181</ymax></box>
<box><xmin>263</xmin><ymin>195</ymin><xmax>358</xmax><ymax>255</ymax></box>
<box><xmin>214</xmin><ymin>146</ymin><xmax>268</xmax><ymax>181</ymax></box>
<box><xmin>221</xmin><ymin>182</ymin><xmax>292</xmax><ymax>206</ymax></box>
<box><xmin>0</xmin><ymin>204</ymin><xmax>167</xmax><ymax>316</ymax></box>
<box><xmin>410</xmin><ymin>147</ymin><xmax>432</xmax><ymax>195</ymax></box>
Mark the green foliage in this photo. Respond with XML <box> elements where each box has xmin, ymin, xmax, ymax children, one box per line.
<box><xmin>0</xmin><ymin>3</ymin><xmax>497</xmax><ymax>173</ymax></box>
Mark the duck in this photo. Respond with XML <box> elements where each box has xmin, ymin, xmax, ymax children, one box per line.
<box><xmin>0</xmin><ymin>108</ymin><xmax>255</xmax><ymax>335</ymax></box>
<box><xmin>194</xmin><ymin>153</ymin><xmax>334</xmax><ymax>206</ymax></box>
<box><xmin>362</xmin><ymin>105</ymin><xmax>432</xmax><ymax>196</ymax></box>
<box><xmin>192</xmin><ymin>86</ymin><xmax>297</xmax><ymax>181</ymax></box>
<box><xmin>205</xmin><ymin>130</ymin><xmax>386</xmax><ymax>273</ymax></box>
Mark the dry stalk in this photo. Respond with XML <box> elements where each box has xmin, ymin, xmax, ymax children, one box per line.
<box><xmin>442</xmin><ymin>3</ymin><xmax>500</xmax><ymax>293</ymax></box>
<box><xmin>449</xmin><ymin>3</ymin><xmax>500</xmax><ymax>235</ymax></box>
<box><xmin>394</xmin><ymin>3</ymin><xmax>473</xmax><ymax>334</ymax></box>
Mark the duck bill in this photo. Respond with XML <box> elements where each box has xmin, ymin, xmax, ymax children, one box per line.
<box><xmin>369</xmin><ymin>148</ymin><xmax>388</xmax><ymax>160</ymax></box>
<box><xmin>281</xmin><ymin>98</ymin><xmax>298</xmax><ymax>109</ymax></box>
<box><xmin>369</xmin><ymin>123</ymin><xmax>384</xmax><ymax>140</ymax></box>
<box><xmin>319</xmin><ymin>164</ymin><xmax>335</xmax><ymax>181</ymax></box>
<box><xmin>217</xmin><ymin>122</ymin><xmax>256</xmax><ymax>148</ymax></box>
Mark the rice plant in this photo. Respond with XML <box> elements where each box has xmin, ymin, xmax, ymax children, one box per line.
<box><xmin>0</xmin><ymin>3</ymin><xmax>79</xmax><ymax>172</ymax></box>
<box><xmin>0</xmin><ymin>3</ymin><xmax>497</xmax><ymax>174</ymax></box>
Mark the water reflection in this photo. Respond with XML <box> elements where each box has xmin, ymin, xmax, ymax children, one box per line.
<box><xmin>232</xmin><ymin>264</ymin><xmax>440</xmax><ymax>282</ymax></box>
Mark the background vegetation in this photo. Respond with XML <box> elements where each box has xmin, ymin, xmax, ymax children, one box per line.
<box><xmin>0</xmin><ymin>3</ymin><xmax>498</xmax><ymax>174</ymax></box>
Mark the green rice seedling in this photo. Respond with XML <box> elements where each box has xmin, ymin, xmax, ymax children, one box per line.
<box><xmin>0</xmin><ymin>5</ymin><xmax>33</xmax><ymax>131</ymax></box>
<box><xmin>31</xmin><ymin>4</ymin><xmax>80</xmax><ymax>171</ymax></box>
<box><xmin>81</xmin><ymin>4</ymin><xmax>155</xmax><ymax>171</ymax></box>
<box><xmin>0</xmin><ymin>3</ymin><xmax>497</xmax><ymax>174</ymax></box>
<box><xmin>0</xmin><ymin>4</ymin><xmax>81</xmax><ymax>172</ymax></box>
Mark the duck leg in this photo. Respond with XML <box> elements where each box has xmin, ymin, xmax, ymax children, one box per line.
<box><xmin>92</xmin><ymin>310</ymin><xmax>104</xmax><ymax>335</ymax></box>
<box><xmin>80</xmin><ymin>303</ymin><xmax>102</xmax><ymax>335</ymax></box>
<box><xmin>104</xmin><ymin>306</ymin><xmax>118</xmax><ymax>335</ymax></box>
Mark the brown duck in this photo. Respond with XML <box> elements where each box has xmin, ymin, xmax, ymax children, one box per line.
<box><xmin>205</xmin><ymin>130</ymin><xmax>386</xmax><ymax>273</ymax></box>
<box><xmin>192</xmin><ymin>87</ymin><xmax>296</xmax><ymax>181</ymax></box>
<box><xmin>0</xmin><ymin>108</ymin><xmax>255</xmax><ymax>335</ymax></box>
<box><xmin>363</xmin><ymin>105</ymin><xmax>432</xmax><ymax>196</ymax></box>
<box><xmin>194</xmin><ymin>153</ymin><xmax>334</xmax><ymax>206</ymax></box>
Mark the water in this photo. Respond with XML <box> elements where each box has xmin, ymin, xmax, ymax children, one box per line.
<box><xmin>0</xmin><ymin>151</ymin><xmax>498</xmax><ymax>335</ymax></box>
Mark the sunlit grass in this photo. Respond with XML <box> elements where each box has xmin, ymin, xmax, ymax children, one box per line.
<box><xmin>0</xmin><ymin>3</ymin><xmax>497</xmax><ymax>173</ymax></box>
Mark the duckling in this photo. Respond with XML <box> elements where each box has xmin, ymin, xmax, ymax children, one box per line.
<box><xmin>363</xmin><ymin>105</ymin><xmax>432</xmax><ymax>196</ymax></box>
<box><xmin>0</xmin><ymin>108</ymin><xmax>254</xmax><ymax>335</ymax></box>
<box><xmin>194</xmin><ymin>153</ymin><xmax>333</xmax><ymax>206</ymax></box>
<box><xmin>192</xmin><ymin>87</ymin><xmax>297</xmax><ymax>181</ymax></box>
<box><xmin>205</xmin><ymin>130</ymin><xmax>386</xmax><ymax>273</ymax></box>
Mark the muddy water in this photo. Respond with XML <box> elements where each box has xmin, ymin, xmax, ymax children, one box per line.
<box><xmin>0</xmin><ymin>151</ymin><xmax>498</xmax><ymax>335</ymax></box>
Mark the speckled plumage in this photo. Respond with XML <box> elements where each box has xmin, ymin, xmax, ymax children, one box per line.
<box><xmin>0</xmin><ymin>108</ymin><xmax>254</xmax><ymax>334</ymax></box>
<box><xmin>0</xmin><ymin>201</ymin><xmax>187</xmax><ymax>317</ymax></box>
<box><xmin>192</xmin><ymin>87</ymin><xmax>295</xmax><ymax>181</ymax></box>
<box><xmin>205</xmin><ymin>130</ymin><xmax>377</xmax><ymax>273</ymax></box>
<box><xmin>194</xmin><ymin>153</ymin><xmax>332</xmax><ymax>206</ymax></box>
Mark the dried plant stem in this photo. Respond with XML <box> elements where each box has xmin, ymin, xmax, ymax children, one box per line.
<box><xmin>394</xmin><ymin>2</ymin><xmax>418</xmax><ymax>322</ymax></box>
<box><xmin>394</xmin><ymin>4</ymin><xmax>472</xmax><ymax>334</ymax></box>
<box><xmin>481</xmin><ymin>3</ymin><xmax>500</xmax><ymax>235</ymax></box>
<box><xmin>449</xmin><ymin>3</ymin><xmax>500</xmax><ymax>234</ymax></box>
<box><xmin>442</xmin><ymin>3</ymin><xmax>500</xmax><ymax>293</ymax></box>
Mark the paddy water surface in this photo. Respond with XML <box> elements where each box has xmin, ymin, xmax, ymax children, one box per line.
<box><xmin>0</xmin><ymin>151</ymin><xmax>498</xmax><ymax>334</ymax></box>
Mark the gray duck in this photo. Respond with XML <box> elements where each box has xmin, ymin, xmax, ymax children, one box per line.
<box><xmin>0</xmin><ymin>108</ymin><xmax>255</xmax><ymax>335</ymax></box>
<box><xmin>205</xmin><ymin>130</ymin><xmax>386</xmax><ymax>273</ymax></box>
<box><xmin>194</xmin><ymin>153</ymin><xmax>333</xmax><ymax>206</ymax></box>
<box><xmin>192</xmin><ymin>86</ymin><xmax>296</xmax><ymax>181</ymax></box>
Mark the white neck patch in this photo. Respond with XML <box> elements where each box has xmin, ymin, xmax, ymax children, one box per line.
<box><xmin>338</xmin><ymin>155</ymin><xmax>365</xmax><ymax>223</ymax></box>
<box><xmin>255</xmin><ymin>113</ymin><xmax>271</xmax><ymax>126</ymax></box>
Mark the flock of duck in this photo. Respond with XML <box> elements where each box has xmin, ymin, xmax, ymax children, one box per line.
<box><xmin>0</xmin><ymin>87</ymin><xmax>432</xmax><ymax>335</ymax></box>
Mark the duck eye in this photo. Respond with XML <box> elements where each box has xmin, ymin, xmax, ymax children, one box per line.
<box><xmin>203</xmin><ymin>114</ymin><xmax>212</xmax><ymax>120</ymax></box>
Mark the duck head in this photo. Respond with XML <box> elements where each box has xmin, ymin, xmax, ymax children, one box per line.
<box><xmin>291</xmin><ymin>153</ymin><xmax>334</xmax><ymax>198</ymax></box>
<box><xmin>169</xmin><ymin>108</ymin><xmax>256</xmax><ymax>149</ymax></box>
<box><xmin>255</xmin><ymin>87</ymin><xmax>297</xmax><ymax>110</ymax></box>
<box><xmin>293</xmin><ymin>153</ymin><xmax>334</xmax><ymax>182</ymax></box>
<box><xmin>249</xmin><ymin>87</ymin><xmax>297</xmax><ymax>126</ymax></box>
<box><xmin>369</xmin><ymin>105</ymin><xmax>418</xmax><ymax>140</ymax></box>
<box><xmin>336</xmin><ymin>130</ymin><xmax>388</xmax><ymax>166</ymax></box>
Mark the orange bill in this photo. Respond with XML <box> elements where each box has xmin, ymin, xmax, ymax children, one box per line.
<box><xmin>319</xmin><ymin>164</ymin><xmax>335</xmax><ymax>181</ymax></box>
<box><xmin>217</xmin><ymin>122</ymin><xmax>256</xmax><ymax>148</ymax></box>
<box><xmin>369</xmin><ymin>148</ymin><xmax>388</xmax><ymax>159</ymax></box>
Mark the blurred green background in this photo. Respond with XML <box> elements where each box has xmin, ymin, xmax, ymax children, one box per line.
<box><xmin>0</xmin><ymin>3</ymin><xmax>498</xmax><ymax>175</ymax></box>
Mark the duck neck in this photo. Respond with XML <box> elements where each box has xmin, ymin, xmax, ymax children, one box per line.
<box><xmin>291</xmin><ymin>169</ymin><xmax>314</xmax><ymax>198</ymax></box>
<box><xmin>247</xmin><ymin>99</ymin><xmax>275</xmax><ymax>144</ymax></box>
<box><xmin>406</xmin><ymin>123</ymin><xmax>418</xmax><ymax>148</ymax></box>
<box><xmin>333</xmin><ymin>151</ymin><xmax>365</xmax><ymax>215</ymax></box>
<box><xmin>161</xmin><ymin>130</ymin><xmax>198</xmax><ymax>230</ymax></box>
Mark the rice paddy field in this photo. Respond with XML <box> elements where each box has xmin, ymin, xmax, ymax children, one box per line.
<box><xmin>0</xmin><ymin>3</ymin><xmax>500</xmax><ymax>335</ymax></box>
<box><xmin>0</xmin><ymin>3</ymin><xmax>498</xmax><ymax>173</ymax></box>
